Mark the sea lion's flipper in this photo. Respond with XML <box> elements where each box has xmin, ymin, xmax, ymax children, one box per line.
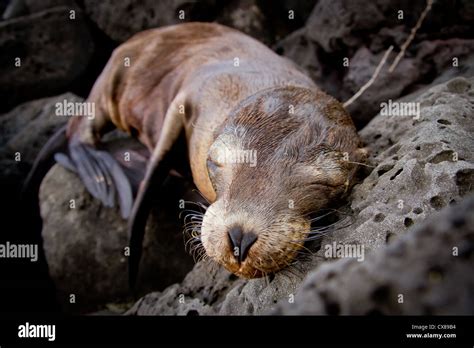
<box><xmin>22</xmin><ymin>124</ymin><xmax>68</xmax><ymax>204</ymax></box>
<box><xmin>54</xmin><ymin>153</ymin><xmax>76</xmax><ymax>173</ymax></box>
<box><xmin>128</xmin><ymin>151</ymin><xmax>174</xmax><ymax>289</ymax></box>
<box><xmin>128</xmin><ymin>112</ymin><xmax>184</xmax><ymax>289</ymax></box>
<box><xmin>55</xmin><ymin>142</ymin><xmax>134</xmax><ymax>218</ymax></box>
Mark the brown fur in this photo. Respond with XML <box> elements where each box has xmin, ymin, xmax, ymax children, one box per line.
<box><xmin>65</xmin><ymin>22</ymin><xmax>365</xmax><ymax>278</ymax></box>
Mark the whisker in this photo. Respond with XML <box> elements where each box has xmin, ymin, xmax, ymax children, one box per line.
<box><xmin>179</xmin><ymin>208</ymin><xmax>204</xmax><ymax>217</ymax></box>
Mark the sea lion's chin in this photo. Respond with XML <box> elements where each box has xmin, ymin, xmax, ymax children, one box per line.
<box><xmin>223</xmin><ymin>259</ymin><xmax>265</xmax><ymax>279</ymax></box>
<box><xmin>202</xmin><ymin>233</ymin><xmax>301</xmax><ymax>279</ymax></box>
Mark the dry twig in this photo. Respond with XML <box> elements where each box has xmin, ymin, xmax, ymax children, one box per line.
<box><xmin>343</xmin><ymin>46</ymin><xmax>393</xmax><ymax>108</ymax></box>
<box><xmin>388</xmin><ymin>0</ymin><xmax>434</xmax><ymax>73</ymax></box>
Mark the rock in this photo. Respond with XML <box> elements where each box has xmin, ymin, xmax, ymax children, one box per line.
<box><xmin>0</xmin><ymin>93</ymin><xmax>80</xmax><ymax>165</ymax></box>
<box><xmin>14</xmin><ymin>93</ymin><xmax>196</xmax><ymax>313</ymax></box>
<box><xmin>21</xmin><ymin>0</ymin><xmax>77</xmax><ymax>13</ymax></box>
<box><xmin>2</xmin><ymin>0</ymin><xmax>77</xmax><ymax>20</ymax></box>
<box><xmin>39</xmin><ymin>161</ymin><xmax>195</xmax><ymax>313</ymax></box>
<box><xmin>277</xmin><ymin>0</ymin><xmax>474</xmax><ymax>128</ymax></box>
<box><xmin>324</xmin><ymin>76</ymin><xmax>474</xmax><ymax>255</ymax></box>
<box><xmin>273</xmin><ymin>0</ymin><xmax>316</xmax><ymax>28</ymax></box>
<box><xmin>0</xmin><ymin>93</ymin><xmax>82</xmax><ymax>213</ymax></box>
<box><xmin>343</xmin><ymin>39</ymin><xmax>474</xmax><ymax>126</ymax></box>
<box><xmin>0</xmin><ymin>6</ymin><xmax>94</xmax><ymax>112</ymax></box>
<box><xmin>128</xmin><ymin>76</ymin><xmax>474</xmax><ymax>315</ymax></box>
<box><xmin>215</xmin><ymin>0</ymin><xmax>317</xmax><ymax>45</ymax></box>
<box><xmin>0</xmin><ymin>92</ymin><xmax>85</xmax><ymax>313</ymax></box>
<box><xmin>273</xmin><ymin>193</ymin><xmax>474</xmax><ymax>315</ymax></box>
<box><xmin>81</xmin><ymin>0</ymin><xmax>312</xmax><ymax>46</ymax></box>
<box><xmin>274</xmin><ymin>28</ymin><xmax>324</xmax><ymax>84</ymax></box>
<box><xmin>127</xmin><ymin>262</ymin><xmax>235</xmax><ymax>315</ymax></box>
<box><xmin>342</xmin><ymin>46</ymin><xmax>420</xmax><ymax>126</ymax></box>
<box><xmin>305</xmin><ymin>0</ymin><xmax>473</xmax><ymax>55</ymax></box>
<box><xmin>415</xmin><ymin>39</ymin><xmax>474</xmax><ymax>82</ymax></box>
<box><xmin>305</xmin><ymin>0</ymin><xmax>391</xmax><ymax>53</ymax></box>
<box><xmin>215</xmin><ymin>0</ymin><xmax>271</xmax><ymax>45</ymax></box>
<box><xmin>83</xmin><ymin>0</ymin><xmax>217</xmax><ymax>43</ymax></box>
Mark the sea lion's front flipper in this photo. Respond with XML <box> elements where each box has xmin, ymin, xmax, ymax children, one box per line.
<box><xmin>128</xmin><ymin>111</ymin><xmax>185</xmax><ymax>289</ymax></box>
<box><xmin>22</xmin><ymin>124</ymin><xmax>68</xmax><ymax>208</ymax></box>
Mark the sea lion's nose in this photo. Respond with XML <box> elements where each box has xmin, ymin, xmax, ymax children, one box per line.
<box><xmin>227</xmin><ymin>226</ymin><xmax>258</xmax><ymax>263</ymax></box>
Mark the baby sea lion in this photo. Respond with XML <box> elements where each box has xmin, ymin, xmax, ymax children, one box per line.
<box><xmin>34</xmin><ymin>22</ymin><xmax>366</xmax><ymax>283</ymax></box>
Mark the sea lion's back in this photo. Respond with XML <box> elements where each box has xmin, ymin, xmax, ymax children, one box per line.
<box><xmin>104</xmin><ymin>22</ymin><xmax>315</xmax><ymax>146</ymax></box>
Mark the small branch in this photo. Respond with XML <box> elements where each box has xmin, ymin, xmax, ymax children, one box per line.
<box><xmin>343</xmin><ymin>46</ymin><xmax>393</xmax><ymax>108</ymax></box>
<box><xmin>388</xmin><ymin>0</ymin><xmax>434</xmax><ymax>73</ymax></box>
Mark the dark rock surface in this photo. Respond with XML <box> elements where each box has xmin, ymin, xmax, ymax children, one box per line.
<box><xmin>2</xmin><ymin>0</ymin><xmax>78</xmax><ymax>20</ymax></box>
<box><xmin>0</xmin><ymin>93</ymin><xmax>81</xmax><ymax>211</ymax></box>
<box><xmin>273</xmin><ymin>193</ymin><xmax>474</xmax><ymax>315</ymax></box>
<box><xmin>40</xmin><ymin>163</ymin><xmax>195</xmax><ymax>313</ymax></box>
<box><xmin>82</xmin><ymin>0</ymin><xmax>217</xmax><ymax>43</ymax></box>
<box><xmin>0</xmin><ymin>6</ymin><xmax>94</xmax><ymax>112</ymax></box>
<box><xmin>275</xmin><ymin>0</ymin><xmax>474</xmax><ymax>128</ymax></box>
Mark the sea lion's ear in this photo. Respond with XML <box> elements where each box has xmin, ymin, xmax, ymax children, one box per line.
<box><xmin>331</xmin><ymin>147</ymin><xmax>369</xmax><ymax>168</ymax></box>
<box><xmin>314</xmin><ymin>148</ymin><xmax>368</xmax><ymax>189</ymax></box>
<box><xmin>338</xmin><ymin>147</ymin><xmax>370</xmax><ymax>193</ymax></box>
<box><xmin>353</xmin><ymin>147</ymin><xmax>369</xmax><ymax>164</ymax></box>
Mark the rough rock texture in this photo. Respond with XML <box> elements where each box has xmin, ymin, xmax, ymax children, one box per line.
<box><xmin>81</xmin><ymin>0</ymin><xmax>310</xmax><ymax>46</ymax></box>
<box><xmin>2</xmin><ymin>0</ymin><xmax>78</xmax><ymax>20</ymax></box>
<box><xmin>214</xmin><ymin>0</ymin><xmax>270</xmax><ymax>45</ymax></box>
<box><xmin>83</xmin><ymin>0</ymin><xmax>217</xmax><ymax>43</ymax></box>
<box><xmin>0</xmin><ymin>93</ymin><xmax>81</xmax><ymax>211</ymax></box>
<box><xmin>305</xmin><ymin>0</ymin><xmax>472</xmax><ymax>54</ymax></box>
<box><xmin>39</xmin><ymin>162</ymin><xmax>195</xmax><ymax>313</ymax></box>
<box><xmin>273</xmin><ymin>194</ymin><xmax>474</xmax><ymax>315</ymax></box>
<box><xmin>342</xmin><ymin>39</ymin><xmax>474</xmax><ymax>126</ymax></box>
<box><xmin>127</xmin><ymin>77</ymin><xmax>474</xmax><ymax>315</ymax></box>
<box><xmin>332</xmin><ymin>76</ymin><xmax>474</xmax><ymax>250</ymax></box>
<box><xmin>274</xmin><ymin>28</ymin><xmax>324</xmax><ymax>84</ymax></box>
<box><xmin>127</xmin><ymin>262</ymin><xmax>235</xmax><ymax>315</ymax></box>
<box><xmin>0</xmin><ymin>6</ymin><xmax>94</xmax><ymax>112</ymax></box>
<box><xmin>275</xmin><ymin>0</ymin><xmax>474</xmax><ymax>127</ymax></box>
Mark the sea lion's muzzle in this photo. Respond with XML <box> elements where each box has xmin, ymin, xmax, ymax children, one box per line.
<box><xmin>199</xmin><ymin>198</ymin><xmax>312</xmax><ymax>278</ymax></box>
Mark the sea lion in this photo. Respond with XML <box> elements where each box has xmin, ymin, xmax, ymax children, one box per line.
<box><xmin>32</xmin><ymin>22</ymin><xmax>366</xmax><ymax>283</ymax></box>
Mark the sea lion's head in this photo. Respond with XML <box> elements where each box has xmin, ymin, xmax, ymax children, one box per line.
<box><xmin>199</xmin><ymin>87</ymin><xmax>366</xmax><ymax>278</ymax></box>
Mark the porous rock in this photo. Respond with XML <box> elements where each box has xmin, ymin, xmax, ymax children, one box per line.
<box><xmin>273</xmin><ymin>194</ymin><xmax>474</xmax><ymax>315</ymax></box>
